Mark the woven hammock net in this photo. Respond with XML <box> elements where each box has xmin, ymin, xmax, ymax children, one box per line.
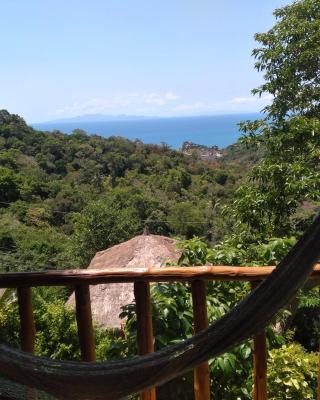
<box><xmin>0</xmin><ymin>376</ymin><xmax>55</xmax><ymax>399</ymax></box>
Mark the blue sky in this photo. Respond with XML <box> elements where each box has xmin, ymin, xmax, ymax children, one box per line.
<box><xmin>1</xmin><ymin>0</ymin><xmax>290</xmax><ymax>123</ymax></box>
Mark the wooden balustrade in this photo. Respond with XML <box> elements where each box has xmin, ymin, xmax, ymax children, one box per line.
<box><xmin>191</xmin><ymin>280</ymin><xmax>210</xmax><ymax>400</ymax></box>
<box><xmin>251</xmin><ymin>282</ymin><xmax>267</xmax><ymax>400</ymax></box>
<box><xmin>17</xmin><ymin>287</ymin><xmax>36</xmax><ymax>354</ymax></box>
<box><xmin>5</xmin><ymin>264</ymin><xmax>320</xmax><ymax>400</ymax></box>
<box><xmin>318</xmin><ymin>349</ymin><xmax>320</xmax><ymax>400</ymax></box>
<box><xmin>134</xmin><ymin>282</ymin><xmax>156</xmax><ymax>400</ymax></box>
<box><xmin>17</xmin><ymin>287</ymin><xmax>37</xmax><ymax>400</ymax></box>
<box><xmin>74</xmin><ymin>284</ymin><xmax>96</xmax><ymax>362</ymax></box>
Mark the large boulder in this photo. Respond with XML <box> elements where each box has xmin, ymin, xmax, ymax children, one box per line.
<box><xmin>68</xmin><ymin>234</ymin><xmax>180</xmax><ymax>328</ymax></box>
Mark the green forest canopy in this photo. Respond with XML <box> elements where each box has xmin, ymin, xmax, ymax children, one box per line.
<box><xmin>0</xmin><ymin>109</ymin><xmax>258</xmax><ymax>270</ymax></box>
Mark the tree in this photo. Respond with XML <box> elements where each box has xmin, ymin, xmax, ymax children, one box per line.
<box><xmin>252</xmin><ymin>0</ymin><xmax>320</xmax><ymax>119</ymax></box>
<box><xmin>0</xmin><ymin>167</ymin><xmax>20</xmax><ymax>204</ymax></box>
<box><xmin>168</xmin><ymin>202</ymin><xmax>206</xmax><ymax>238</ymax></box>
<box><xmin>227</xmin><ymin>2</ymin><xmax>320</xmax><ymax>365</ymax></box>
<box><xmin>71</xmin><ymin>188</ymin><xmax>153</xmax><ymax>266</ymax></box>
<box><xmin>231</xmin><ymin>0</ymin><xmax>320</xmax><ymax>238</ymax></box>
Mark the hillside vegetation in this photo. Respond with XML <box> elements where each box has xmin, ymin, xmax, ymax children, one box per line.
<box><xmin>0</xmin><ymin>109</ymin><xmax>253</xmax><ymax>270</ymax></box>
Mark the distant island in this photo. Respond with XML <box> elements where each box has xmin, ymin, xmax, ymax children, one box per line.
<box><xmin>44</xmin><ymin>114</ymin><xmax>154</xmax><ymax>124</ymax></box>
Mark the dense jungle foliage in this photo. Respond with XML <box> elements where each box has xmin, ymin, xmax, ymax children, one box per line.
<box><xmin>0</xmin><ymin>109</ymin><xmax>255</xmax><ymax>271</ymax></box>
<box><xmin>0</xmin><ymin>0</ymin><xmax>320</xmax><ymax>398</ymax></box>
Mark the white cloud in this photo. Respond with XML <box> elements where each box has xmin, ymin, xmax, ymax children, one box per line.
<box><xmin>52</xmin><ymin>92</ymin><xmax>273</xmax><ymax>118</ymax></box>
<box><xmin>231</xmin><ymin>97</ymin><xmax>256</xmax><ymax>104</ymax></box>
<box><xmin>231</xmin><ymin>94</ymin><xmax>273</xmax><ymax>104</ymax></box>
<box><xmin>138</xmin><ymin>92</ymin><xmax>179</xmax><ymax>106</ymax></box>
<box><xmin>54</xmin><ymin>91</ymin><xmax>180</xmax><ymax>117</ymax></box>
<box><xmin>174</xmin><ymin>94</ymin><xmax>273</xmax><ymax>115</ymax></box>
<box><xmin>175</xmin><ymin>102</ymin><xmax>209</xmax><ymax>111</ymax></box>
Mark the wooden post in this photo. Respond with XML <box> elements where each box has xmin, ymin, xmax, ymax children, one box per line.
<box><xmin>251</xmin><ymin>282</ymin><xmax>267</xmax><ymax>400</ymax></box>
<box><xmin>317</xmin><ymin>349</ymin><xmax>320</xmax><ymax>400</ymax></box>
<box><xmin>17</xmin><ymin>287</ymin><xmax>36</xmax><ymax>353</ymax></box>
<box><xmin>74</xmin><ymin>284</ymin><xmax>96</xmax><ymax>362</ymax></box>
<box><xmin>134</xmin><ymin>281</ymin><xmax>156</xmax><ymax>400</ymax></box>
<box><xmin>17</xmin><ymin>287</ymin><xmax>37</xmax><ymax>400</ymax></box>
<box><xmin>191</xmin><ymin>280</ymin><xmax>210</xmax><ymax>400</ymax></box>
<box><xmin>317</xmin><ymin>288</ymin><xmax>320</xmax><ymax>400</ymax></box>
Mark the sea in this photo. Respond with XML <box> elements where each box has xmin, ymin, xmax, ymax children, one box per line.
<box><xmin>32</xmin><ymin>113</ymin><xmax>260</xmax><ymax>149</ymax></box>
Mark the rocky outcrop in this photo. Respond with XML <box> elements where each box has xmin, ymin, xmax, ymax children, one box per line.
<box><xmin>68</xmin><ymin>235</ymin><xmax>180</xmax><ymax>328</ymax></box>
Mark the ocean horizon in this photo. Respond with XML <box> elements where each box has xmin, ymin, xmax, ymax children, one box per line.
<box><xmin>32</xmin><ymin>113</ymin><xmax>260</xmax><ymax>149</ymax></box>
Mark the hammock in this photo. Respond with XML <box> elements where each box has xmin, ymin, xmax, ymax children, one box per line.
<box><xmin>0</xmin><ymin>214</ymin><xmax>319</xmax><ymax>400</ymax></box>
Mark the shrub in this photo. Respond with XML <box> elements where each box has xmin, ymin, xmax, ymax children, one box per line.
<box><xmin>268</xmin><ymin>343</ymin><xmax>318</xmax><ymax>400</ymax></box>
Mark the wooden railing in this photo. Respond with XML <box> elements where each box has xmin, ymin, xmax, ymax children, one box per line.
<box><xmin>1</xmin><ymin>264</ymin><xmax>320</xmax><ymax>400</ymax></box>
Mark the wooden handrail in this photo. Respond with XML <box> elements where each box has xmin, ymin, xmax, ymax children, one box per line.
<box><xmin>5</xmin><ymin>264</ymin><xmax>320</xmax><ymax>400</ymax></box>
<box><xmin>0</xmin><ymin>264</ymin><xmax>320</xmax><ymax>287</ymax></box>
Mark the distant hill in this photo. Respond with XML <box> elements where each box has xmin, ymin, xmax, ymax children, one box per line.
<box><xmin>41</xmin><ymin>114</ymin><xmax>153</xmax><ymax>124</ymax></box>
